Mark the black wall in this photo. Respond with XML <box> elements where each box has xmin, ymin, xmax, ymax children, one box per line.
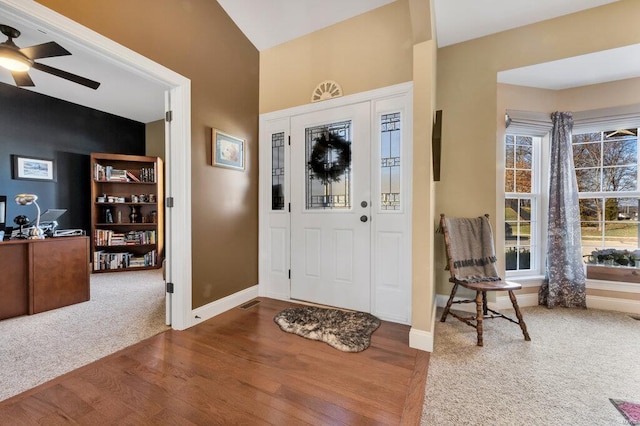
<box><xmin>0</xmin><ymin>82</ymin><xmax>145</xmax><ymax>234</ymax></box>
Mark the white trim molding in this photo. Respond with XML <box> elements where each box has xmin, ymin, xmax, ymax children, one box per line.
<box><xmin>409</xmin><ymin>299</ymin><xmax>437</xmax><ymax>352</ymax></box>
<box><xmin>191</xmin><ymin>285</ymin><xmax>260</xmax><ymax>326</ymax></box>
<box><xmin>438</xmin><ymin>291</ymin><xmax>640</xmax><ymax>316</ymax></box>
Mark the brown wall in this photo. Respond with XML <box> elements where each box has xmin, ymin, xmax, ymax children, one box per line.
<box><xmin>38</xmin><ymin>0</ymin><xmax>260</xmax><ymax>308</ymax></box>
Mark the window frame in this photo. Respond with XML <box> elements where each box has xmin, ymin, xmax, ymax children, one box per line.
<box><xmin>573</xmin><ymin>128</ymin><xmax>640</xmax><ymax>255</ymax></box>
<box><xmin>504</xmin><ymin>133</ymin><xmax>548</xmax><ymax>278</ymax></box>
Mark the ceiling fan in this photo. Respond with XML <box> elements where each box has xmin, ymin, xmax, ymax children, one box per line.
<box><xmin>0</xmin><ymin>24</ymin><xmax>100</xmax><ymax>90</ymax></box>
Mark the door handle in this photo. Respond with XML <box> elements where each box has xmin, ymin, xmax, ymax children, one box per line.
<box><xmin>360</xmin><ymin>215</ymin><xmax>368</xmax><ymax>223</ymax></box>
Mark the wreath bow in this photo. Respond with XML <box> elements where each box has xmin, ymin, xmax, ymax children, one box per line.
<box><xmin>308</xmin><ymin>132</ymin><xmax>351</xmax><ymax>185</ymax></box>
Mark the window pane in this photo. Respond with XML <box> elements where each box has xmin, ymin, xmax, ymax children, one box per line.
<box><xmin>575</xmin><ymin>168</ymin><xmax>600</xmax><ymax>192</ymax></box>
<box><xmin>504</xmin><ymin>196</ymin><xmax>535</xmax><ymax>272</ymax></box>
<box><xmin>615</xmin><ymin>198</ymin><xmax>639</xmax><ymax>221</ymax></box>
<box><xmin>505</xmin><ymin>199</ymin><xmax>518</xmax><ymax>219</ymax></box>
<box><xmin>505</xmin><ymin>221</ymin><xmax>517</xmax><ymax>241</ymax></box>
<box><xmin>604</xmin><ymin>129</ymin><xmax>638</xmax><ymax>140</ymax></box>
<box><xmin>518</xmin><ymin>246</ymin><xmax>531</xmax><ymax>269</ymax></box>
<box><xmin>518</xmin><ymin>198</ymin><xmax>532</xmax><ymax>219</ymax></box>
<box><xmin>573</xmin><ymin>132</ymin><xmax>602</xmax><ymax>143</ymax></box>
<box><xmin>515</xmin><ymin>145</ymin><xmax>532</xmax><ymax>169</ymax></box>
<box><xmin>505</xmin><ymin>170</ymin><xmax>514</xmax><ymax>192</ymax></box>
<box><xmin>505</xmin><ymin>145</ymin><xmax>514</xmax><ymax>168</ymax></box>
<box><xmin>573</xmin><ymin>143</ymin><xmax>600</xmax><ymax>168</ymax></box>
<box><xmin>515</xmin><ymin>170</ymin><xmax>531</xmax><ymax>193</ymax></box>
<box><xmin>604</xmin><ymin>222</ymin><xmax>638</xmax><ymax>249</ymax></box>
<box><xmin>505</xmin><ymin>134</ymin><xmax>514</xmax><ymax>145</ymax></box>
<box><xmin>602</xmin><ymin>166</ymin><xmax>637</xmax><ymax>192</ymax></box>
<box><xmin>305</xmin><ymin>121</ymin><xmax>351</xmax><ymax>210</ymax></box>
<box><xmin>380</xmin><ymin>112</ymin><xmax>401</xmax><ymax>211</ymax></box>
<box><xmin>579</xmin><ymin>198</ymin><xmax>603</xmax><ymax>222</ymax></box>
<box><xmin>603</xmin><ymin>139</ymin><xmax>637</xmax><ymax>166</ymax></box>
<box><xmin>271</xmin><ymin>132</ymin><xmax>285</xmax><ymax>210</ymax></box>
<box><xmin>515</xmin><ymin>135</ymin><xmax>532</xmax><ymax>146</ymax></box>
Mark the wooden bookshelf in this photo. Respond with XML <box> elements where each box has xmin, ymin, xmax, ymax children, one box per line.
<box><xmin>90</xmin><ymin>153</ymin><xmax>164</xmax><ymax>272</ymax></box>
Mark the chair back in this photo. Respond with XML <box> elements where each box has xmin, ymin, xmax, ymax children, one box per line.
<box><xmin>440</xmin><ymin>213</ymin><xmax>499</xmax><ymax>283</ymax></box>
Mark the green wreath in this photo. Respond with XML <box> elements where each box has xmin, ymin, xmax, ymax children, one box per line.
<box><xmin>308</xmin><ymin>132</ymin><xmax>352</xmax><ymax>184</ymax></box>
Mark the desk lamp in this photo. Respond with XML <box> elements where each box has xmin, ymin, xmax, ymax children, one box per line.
<box><xmin>15</xmin><ymin>193</ymin><xmax>44</xmax><ymax>239</ymax></box>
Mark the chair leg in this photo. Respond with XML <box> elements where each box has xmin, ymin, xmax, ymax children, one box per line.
<box><xmin>482</xmin><ymin>291</ymin><xmax>488</xmax><ymax>315</ymax></box>
<box><xmin>440</xmin><ymin>283</ymin><xmax>459</xmax><ymax>322</ymax></box>
<box><xmin>508</xmin><ymin>290</ymin><xmax>531</xmax><ymax>341</ymax></box>
<box><xmin>475</xmin><ymin>290</ymin><xmax>483</xmax><ymax>346</ymax></box>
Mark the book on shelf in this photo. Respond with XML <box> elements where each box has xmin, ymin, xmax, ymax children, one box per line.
<box><xmin>96</xmin><ymin>229</ymin><xmax>156</xmax><ymax>246</ymax></box>
<box><xmin>140</xmin><ymin>167</ymin><xmax>155</xmax><ymax>183</ymax></box>
<box><xmin>93</xmin><ymin>251</ymin><xmax>132</xmax><ymax>271</ymax></box>
<box><xmin>126</xmin><ymin>170</ymin><xmax>140</xmax><ymax>182</ymax></box>
<box><xmin>94</xmin><ymin>163</ymin><xmax>144</xmax><ymax>183</ymax></box>
<box><xmin>109</xmin><ymin>169</ymin><xmax>128</xmax><ymax>181</ymax></box>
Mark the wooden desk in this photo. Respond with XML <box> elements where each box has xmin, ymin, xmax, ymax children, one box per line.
<box><xmin>0</xmin><ymin>236</ymin><xmax>90</xmax><ymax>320</ymax></box>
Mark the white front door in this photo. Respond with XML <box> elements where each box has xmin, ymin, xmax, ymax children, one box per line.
<box><xmin>290</xmin><ymin>102</ymin><xmax>371</xmax><ymax>312</ymax></box>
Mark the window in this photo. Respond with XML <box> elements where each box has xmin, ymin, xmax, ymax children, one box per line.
<box><xmin>271</xmin><ymin>132</ymin><xmax>285</xmax><ymax>210</ymax></box>
<box><xmin>380</xmin><ymin>112</ymin><xmax>401</xmax><ymax>211</ymax></box>
<box><xmin>573</xmin><ymin>129</ymin><xmax>640</xmax><ymax>257</ymax></box>
<box><xmin>504</xmin><ymin>134</ymin><xmax>541</xmax><ymax>274</ymax></box>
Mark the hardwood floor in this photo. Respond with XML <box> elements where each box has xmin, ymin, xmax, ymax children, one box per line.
<box><xmin>0</xmin><ymin>298</ymin><xmax>429</xmax><ymax>425</ymax></box>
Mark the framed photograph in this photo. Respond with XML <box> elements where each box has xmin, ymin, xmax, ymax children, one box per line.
<box><xmin>212</xmin><ymin>129</ymin><xmax>245</xmax><ymax>171</ymax></box>
<box><xmin>12</xmin><ymin>155</ymin><xmax>56</xmax><ymax>182</ymax></box>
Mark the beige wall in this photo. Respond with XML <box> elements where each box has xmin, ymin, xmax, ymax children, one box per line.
<box><xmin>436</xmin><ymin>0</ymin><xmax>640</xmax><ymax>296</ymax></box>
<box><xmin>259</xmin><ymin>0</ymin><xmax>413</xmax><ymax>113</ymax></box>
<box><xmin>38</xmin><ymin>0</ymin><xmax>260</xmax><ymax>309</ymax></box>
<box><xmin>412</xmin><ymin>38</ymin><xmax>437</xmax><ymax>334</ymax></box>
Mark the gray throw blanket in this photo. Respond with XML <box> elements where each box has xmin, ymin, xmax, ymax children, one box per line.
<box><xmin>445</xmin><ymin>216</ymin><xmax>500</xmax><ymax>282</ymax></box>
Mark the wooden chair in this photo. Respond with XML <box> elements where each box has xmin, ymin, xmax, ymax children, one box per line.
<box><xmin>439</xmin><ymin>214</ymin><xmax>530</xmax><ymax>346</ymax></box>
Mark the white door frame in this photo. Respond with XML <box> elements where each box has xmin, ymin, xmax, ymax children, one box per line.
<box><xmin>1</xmin><ymin>0</ymin><xmax>193</xmax><ymax>330</ymax></box>
<box><xmin>259</xmin><ymin>82</ymin><xmax>413</xmax><ymax>324</ymax></box>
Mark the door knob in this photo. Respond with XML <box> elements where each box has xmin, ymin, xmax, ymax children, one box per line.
<box><xmin>360</xmin><ymin>215</ymin><xmax>368</xmax><ymax>222</ymax></box>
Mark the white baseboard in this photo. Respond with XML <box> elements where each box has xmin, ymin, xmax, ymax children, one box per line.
<box><xmin>496</xmin><ymin>293</ymin><xmax>539</xmax><ymax>309</ymax></box>
<box><xmin>586</xmin><ymin>295</ymin><xmax>640</xmax><ymax>314</ymax></box>
<box><xmin>438</xmin><ymin>292</ymin><xmax>640</xmax><ymax>315</ymax></box>
<box><xmin>190</xmin><ymin>285</ymin><xmax>259</xmax><ymax>327</ymax></box>
<box><xmin>409</xmin><ymin>299</ymin><xmax>437</xmax><ymax>352</ymax></box>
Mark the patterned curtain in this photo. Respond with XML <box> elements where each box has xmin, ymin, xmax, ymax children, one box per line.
<box><xmin>539</xmin><ymin>112</ymin><xmax>587</xmax><ymax>308</ymax></box>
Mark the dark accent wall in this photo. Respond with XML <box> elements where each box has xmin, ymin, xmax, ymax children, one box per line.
<box><xmin>0</xmin><ymin>82</ymin><xmax>145</xmax><ymax>234</ymax></box>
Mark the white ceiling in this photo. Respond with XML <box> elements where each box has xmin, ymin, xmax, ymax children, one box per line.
<box><xmin>0</xmin><ymin>9</ymin><xmax>166</xmax><ymax>123</ymax></box>
<box><xmin>216</xmin><ymin>0</ymin><xmax>396</xmax><ymax>51</ymax></box>
<box><xmin>433</xmin><ymin>0</ymin><xmax>619</xmax><ymax>48</ymax></box>
<box><xmin>498</xmin><ymin>44</ymin><xmax>640</xmax><ymax>90</ymax></box>
<box><xmin>0</xmin><ymin>0</ymin><xmax>634</xmax><ymax>122</ymax></box>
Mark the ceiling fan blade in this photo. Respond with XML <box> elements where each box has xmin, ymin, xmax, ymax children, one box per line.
<box><xmin>20</xmin><ymin>41</ymin><xmax>70</xmax><ymax>60</ymax></box>
<box><xmin>11</xmin><ymin>71</ymin><xmax>34</xmax><ymax>87</ymax></box>
<box><xmin>32</xmin><ymin>62</ymin><xmax>100</xmax><ymax>90</ymax></box>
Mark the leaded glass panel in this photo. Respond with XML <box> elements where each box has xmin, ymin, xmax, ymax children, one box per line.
<box><xmin>305</xmin><ymin>121</ymin><xmax>352</xmax><ymax>210</ymax></box>
<box><xmin>271</xmin><ymin>132</ymin><xmax>285</xmax><ymax>210</ymax></box>
<box><xmin>381</xmin><ymin>112</ymin><xmax>401</xmax><ymax>210</ymax></box>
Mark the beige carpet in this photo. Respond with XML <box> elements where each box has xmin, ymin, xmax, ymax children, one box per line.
<box><xmin>0</xmin><ymin>269</ymin><xmax>169</xmax><ymax>401</ymax></box>
<box><xmin>422</xmin><ymin>306</ymin><xmax>640</xmax><ymax>425</ymax></box>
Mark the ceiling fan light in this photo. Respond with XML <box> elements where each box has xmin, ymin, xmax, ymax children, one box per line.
<box><xmin>0</xmin><ymin>46</ymin><xmax>31</xmax><ymax>72</ymax></box>
<box><xmin>0</xmin><ymin>56</ymin><xmax>29</xmax><ymax>72</ymax></box>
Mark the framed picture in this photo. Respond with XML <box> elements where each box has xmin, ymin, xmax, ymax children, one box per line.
<box><xmin>212</xmin><ymin>129</ymin><xmax>245</xmax><ymax>171</ymax></box>
<box><xmin>12</xmin><ymin>155</ymin><xmax>56</xmax><ymax>182</ymax></box>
